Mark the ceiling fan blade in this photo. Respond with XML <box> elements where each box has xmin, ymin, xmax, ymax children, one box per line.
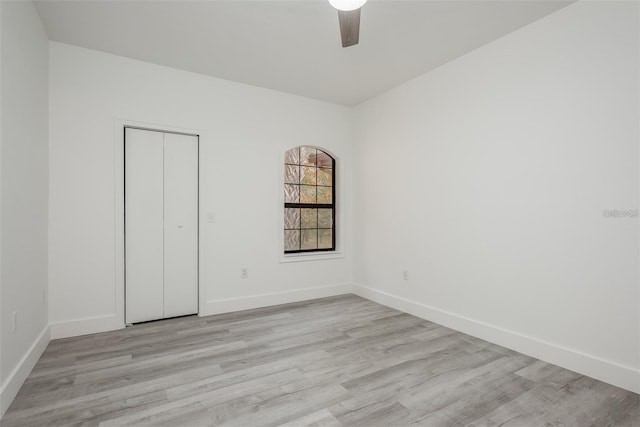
<box><xmin>338</xmin><ymin>9</ymin><xmax>361</xmax><ymax>48</ymax></box>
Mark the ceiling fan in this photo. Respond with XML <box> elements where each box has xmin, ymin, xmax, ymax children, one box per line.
<box><xmin>328</xmin><ymin>0</ymin><xmax>368</xmax><ymax>48</ymax></box>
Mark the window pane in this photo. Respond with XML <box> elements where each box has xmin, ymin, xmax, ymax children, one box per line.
<box><xmin>285</xmin><ymin>208</ymin><xmax>300</xmax><ymax>229</ymax></box>
<box><xmin>316</xmin><ymin>151</ymin><xmax>333</xmax><ymax>169</ymax></box>
<box><xmin>300</xmin><ymin>185</ymin><xmax>316</xmax><ymax>203</ymax></box>
<box><xmin>284</xmin><ymin>230</ymin><xmax>300</xmax><ymax>251</ymax></box>
<box><xmin>317</xmin><ymin>186</ymin><xmax>332</xmax><ymax>204</ymax></box>
<box><xmin>301</xmin><ymin>229</ymin><xmax>317</xmax><ymax>250</ymax></box>
<box><xmin>300</xmin><ymin>166</ymin><xmax>316</xmax><ymax>185</ymax></box>
<box><xmin>301</xmin><ymin>208</ymin><xmax>317</xmax><ymax>229</ymax></box>
<box><xmin>285</xmin><ymin>147</ymin><xmax>299</xmax><ymax>165</ymax></box>
<box><xmin>284</xmin><ymin>165</ymin><xmax>299</xmax><ymax>184</ymax></box>
<box><xmin>317</xmin><ymin>168</ymin><xmax>332</xmax><ymax>186</ymax></box>
<box><xmin>284</xmin><ymin>184</ymin><xmax>299</xmax><ymax>203</ymax></box>
<box><xmin>301</xmin><ymin>146</ymin><xmax>317</xmax><ymax>166</ymax></box>
<box><xmin>318</xmin><ymin>208</ymin><xmax>333</xmax><ymax>228</ymax></box>
<box><xmin>318</xmin><ymin>229</ymin><xmax>332</xmax><ymax>249</ymax></box>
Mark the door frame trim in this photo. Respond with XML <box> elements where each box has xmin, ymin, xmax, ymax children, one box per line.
<box><xmin>115</xmin><ymin>119</ymin><xmax>206</xmax><ymax>328</ymax></box>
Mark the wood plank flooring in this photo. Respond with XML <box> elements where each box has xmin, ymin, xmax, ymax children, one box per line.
<box><xmin>3</xmin><ymin>294</ymin><xmax>638</xmax><ymax>426</ymax></box>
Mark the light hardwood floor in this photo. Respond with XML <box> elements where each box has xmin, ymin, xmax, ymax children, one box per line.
<box><xmin>3</xmin><ymin>295</ymin><xmax>638</xmax><ymax>426</ymax></box>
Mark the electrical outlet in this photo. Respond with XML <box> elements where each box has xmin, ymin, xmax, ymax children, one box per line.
<box><xmin>241</xmin><ymin>268</ymin><xmax>248</xmax><ymax>279</ymax></box>
<box><xmin>402</xmin><ymin>270</ymin><xmax>409</xmax><ymax>281</ymax></box>
<box><xmin>207</xmin><ymin>212</ymin><xmax>216</xmax><ymax>223</ymax></box>
<box><xmin>12</xmin><ymin>311</ymin><xmax>17</xmax><ymax>333</ymax></box>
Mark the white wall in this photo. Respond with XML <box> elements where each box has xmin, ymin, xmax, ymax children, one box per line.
<box><xmin>354</xmin><ymin>1</ymin><xmax>639</xmax><ymax>393</ymax></box>
<box><xmin>0</xmin><ymin>0</ymin><xmax>50</xmax><ymax>416</ymax></box>
<box><xmin>48</xmin><ymin>42</ymin><xmax>354</xmax><ymax>337</ymax></box>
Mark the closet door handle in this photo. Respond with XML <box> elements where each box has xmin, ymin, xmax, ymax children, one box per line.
<box><xmin>177</xmin><ymin>224</ymin><xmax>184</xmax><ymax>229</ymax></box>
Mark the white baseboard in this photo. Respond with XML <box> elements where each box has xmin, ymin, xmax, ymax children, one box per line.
<box><xmin>353</xmin><ymin>283</ymin><xmax>640</xmax><ymax>394</ymax></box>
<box><xmin>203</xmin><ymin>283</ymin><xmax>353</xmax><ymax>316</ymax></box>
<box><xmin>0</xmin><ymin>324</ymin><xmax>50</xmax><ymax>418</ymax></box>
<box><xmin>50</xmin><ymin>314</ymin><xmax>124</xmax><ymax>339</ymax></box>
<box><xmin>50</xmin><ymin>284</ymin><xmax>353</xmax><ymax>338</ymax></box>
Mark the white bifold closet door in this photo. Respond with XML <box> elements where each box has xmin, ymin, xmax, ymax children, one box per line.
<box><xmin>125</xmin><ymin>128</ymin><xmax>198</xmax><ymax>324</ymax></box>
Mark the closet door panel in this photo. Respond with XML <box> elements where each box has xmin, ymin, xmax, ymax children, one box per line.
<box><xmin>163</xmin><ymin>133</ymin><xmax>198</xmax><ymax>318</ymax></box>
<box><xmin>125</xmin><ymin>128</ymin><xmax>165</xmax><ymax>324</ymax></box>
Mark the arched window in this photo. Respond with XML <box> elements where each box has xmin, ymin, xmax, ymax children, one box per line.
<box><xmin>284</xmin><ymin>146</ymin><xmax>335</xmax><ymax>253</ymax></box>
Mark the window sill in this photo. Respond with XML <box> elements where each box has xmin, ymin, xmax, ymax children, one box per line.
<box><xmin>280</xmin><ymin>251</ymin><xmax>344</xmax><ymax>263</ymax></box>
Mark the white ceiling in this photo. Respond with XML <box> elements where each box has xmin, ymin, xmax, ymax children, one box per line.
<box><xmin>34</xmin><ymin>0</ymin><xmax>572</xmax><ymax>106</ymax></box>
